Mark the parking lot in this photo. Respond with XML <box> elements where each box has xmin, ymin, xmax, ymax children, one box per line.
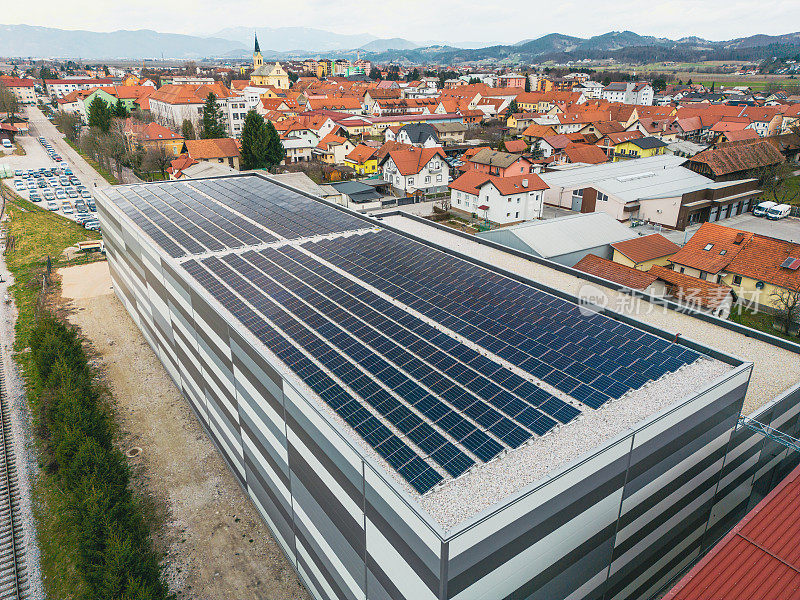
<box><xmin>2</xmin><ymin>127</ymin><xmax>100</xmax><ymax>231</ymax></box>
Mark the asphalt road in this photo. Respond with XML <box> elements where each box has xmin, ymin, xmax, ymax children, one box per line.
<box><xmin>25</xmin><ymin>105</ymin><xmax>111</xmax><ymax>190</ymax></box>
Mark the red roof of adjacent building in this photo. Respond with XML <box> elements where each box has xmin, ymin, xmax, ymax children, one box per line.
<box><xmin>564</xmin><ymin>143</ymin><xmax>608</xmax><ymax>164</ymax></box>
<box><xmin>383</xmin><ymin>146</ymin><xmax>447</xmax><ymax>176</ymax></box>
<box><xmin>573</xmin><ymin>255</ymin><xmax>658</xmax><ymax>290</ymax></box>
<box><xmin>649</xmin><ymin>265</ymin><xmax>733</xmax><ymax>310</ymax></box>
<box><xmin>449</xmin><ymin>170</ymin><xmax>548</xmax><ymax>196</ymax></box>
<box><xmin>184</xmin><ymin>138</ymin><xmax>240</xmax><ymax>159</ymax></box>
<box><xmin>345</xmin><ymin>144</ymin><xmax>377</xmax><ymax>164</ymax></box>
<box><xmin>664</xmin><ymin>462</ymin><xmax>800</xmax><ymax>600</ymax></box>
<box><xmin>0</xmin><ymin>76</ymin><xmax>35</xmax><ymax>87</ymax></box>
<box><xmin>611</xmin><ymin>234</ymin><xmax>682</xmax><ymax>264</ymax></box>
<box><xmin>503</xmin><ymin>139</ymin><xmax>528</xmax><ymax>154</ymax></box>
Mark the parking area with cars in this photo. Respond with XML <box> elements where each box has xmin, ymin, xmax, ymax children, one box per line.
<box><xmin>8</xmin><ymin>139</ymin><xmax>100</xmax><ymax>232</ymax></box>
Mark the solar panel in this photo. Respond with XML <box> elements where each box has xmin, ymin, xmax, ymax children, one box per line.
<box><xmin>106</xmin><ymin>174</ymin><xmax>706</xmax><ymax>495</ymax></box>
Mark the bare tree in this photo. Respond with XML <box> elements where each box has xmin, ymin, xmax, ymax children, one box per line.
<box><xmin>0</xmin><ymin>82</ymin><xmax>20</xmax><ymax>120</ymax></box>
<box><xmin>770</xmin><ymin>282</ymin><xmax>800</xmax><ymax>336</ymax></box>
<box><xmin>142</xmin><ymin>146</ymin><xmax>172</xmax><ymax>180</ymax></box>
<box><xmin>104</xmin><ymin>124</ymin><xmax>128</xmax><ymax>179</ymax></box>
<box><xmin>53</xmin><ymin>112</ymin><xmax>82</xmax><ymax>143</ymax></box>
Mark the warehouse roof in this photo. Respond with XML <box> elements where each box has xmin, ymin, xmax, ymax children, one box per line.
<box><xmin>99</xmin><ymin>174</ymin><xmax>730</xmax><ymax>525</ymax></box>
<box><xmin>477</xmin><ymin>212</ymin><xmax>638</xmax><ymax>258</ymax></box>
<box><xmin>664</xmin><ymin>462</ymin><xmax>800</xmax><ymax>600</ymax></box>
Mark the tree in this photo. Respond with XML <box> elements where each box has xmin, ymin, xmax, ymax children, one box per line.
<box><xmin>181</xmin><ymin>119</ymin><xmax>195</xmax><ymax>141</ymax></box>
<box><xmin>687</xmin><ymin>78</ymin><xmax>693</xmax><ymax>85</ymax></box>
<box><xmin>652</xmin><ymin>76</ymin><xmax>667</xmax><ymax>92</ymax></box>
<box><xmin>709</xmin><ymin>81</ymin><xmax>715</xmax><ymax>93</ymax></box>
<box><xmin>88</xmin><ymin>97</ymin><xmax>112</xmax><ymax>133</ymax></box>
<box><xmin>0</xmin><ymin>83</ymin><xmax>19</xmax><ymax>122</ymax></box>
<box><xmin>113</xmin><ymin>98</ymin><xmax>128</xmax><ymax>118</ymax></box>
<box><xmin>468</xmin><ymin>77</ymin><xmax>481</xmax><ymax>84</ymax></box>
<box><xmin>369</xmin><ymin>67</ymin><xmax>382</xmax><ymax>81</ymax></box>
<box><xmin>505</xmin><ymin>99</ymin><xmax>519</xmax><ymax>117</ymax></box>
<box><xmin>142</xmin><ymin>146</ymin><xmax>171</xmax><ymax>179</ymax></box>
<box><xmin>524</xmin><ymin>74</ymin><xmax>531</xmax><ymax>93</ymax></box>
<box><xmin>288</xmin><ymin>71</ymin><xmax>299</xmax><ymax>85</ymax></box>
<box><xmin>240</xmin><ymin>110</ymin><xmax>270</xmax><ymax>170</ymax></box>
<box><xmin>53</xmin><ymin>112</ymin><xmax>82</xmax><ymax>143</ymax></box>
<box><xmin>39</xmin><ymin>66</ymin><xmax>54</xmax><ymax>80</ymax></box>
<box><xmin>200</xmin><ymin>92</ymin><xmax>226</xmax><ymax>139</ymax></box>
<box><xmin>406</xmin><ymin>68</ymin><xmax>420</xmax><ymax>82</ymax></box>
<box><xmin>771</xmin><ymin>283</ymin><xmax>800</xmax><ymax>336</ymax></box>
<box><xmin>530</xmin><ymin>139</ymin><xmax>543</xmax><ymax>159</ymax></box>
<box><xmin>264</xmin><ymin>120</ymin><xmax>286</xmax><ymax>168</ymax></box>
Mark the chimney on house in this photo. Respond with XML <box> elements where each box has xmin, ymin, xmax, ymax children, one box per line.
<box><xmin>522</xmin><ymin>178</ymin><xmax>528</xmax><ymax>187</ymax></box>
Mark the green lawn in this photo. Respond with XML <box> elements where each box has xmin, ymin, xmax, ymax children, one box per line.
<box><xmin>765</xmin><ymin>176</ymin><xmax>800</xmax><ymax>207</ymax></box>
<box><xmin>729</xmin><ymin>306</ymin><xmax>799</xmax><ymax>343</ymax></box>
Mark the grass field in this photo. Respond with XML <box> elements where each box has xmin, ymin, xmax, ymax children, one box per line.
<box><xmin>62</xmin><ymin>138</ymin><xmax>119</xmax><ymax>185</ymax></box>
<box><xmin>729</xmin><ymin>306</ymin><xmax>799</xmax><ymax>342</ymax></box>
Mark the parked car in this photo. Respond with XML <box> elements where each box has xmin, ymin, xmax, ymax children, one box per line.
<box><xmin>55</xmin><ymin>189</ymin><xmax>67</xmax><ymax>200</ymax></box>
<box><xmin>766</xmin><ymin>204</ymin><xmax>792</xmax><ymax>220</ymax></box>
<box><xmin>1</xmin><ymin>139</ymin><xmax>12</xmax><ymax>149</ymax></box>
<box><xmin>46</xmin><ymin>202</ymin><xmax>59</xmax><ymax>211</ymax></box>
<box><xmin>753</xmin><ymin>201</ymin><xmax>777</xmax><ymax>217</ymax></box>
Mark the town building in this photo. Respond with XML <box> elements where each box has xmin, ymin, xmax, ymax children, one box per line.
<box><xmin>44</xmin><ymin>77</ymin><xmax>115</xmax><ymax>98</ymax></box>
<box><xmin>0</xmin><ymin>76</ymin><xmax>36</xmax><ymax>104</ymax></box>
<box><xmin>449</xmin><ymin>170</ymin><xmax>548</xmax><ymax>224</ymax></box>
<box><xmin>182</xmin><ymin>138</ymin><xmax>241</xmax><ymax>170</ymax></box>
<box><xmin>249</xmin><ymin>35</ymin><xmax>290</xmax><ymax>89</ymax></box>
<box><xmin>601</xmin><ymin>82</ymin><xmax>654</xmax><ymax>106</ymax></box>
<box><xmin>380</xmin><ymin>146</ymin><xmax>449</xmax><ymax>195</ymax></box>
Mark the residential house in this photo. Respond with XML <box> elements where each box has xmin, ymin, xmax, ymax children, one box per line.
<box><xmin>612</xmin><ymin>136</ymin><xmax>668</xmax><ymax>161</ymax></box>
<box><xmin>601</xmin><ymin>82</ymin><xmax>654</xmax><ymax>105</ymax></box>
<box><xmin>468</xmin><ymin>148</ymin><xmax>534</xmax><ymax>176</ymax></box>
<box><xmin>611</xmin><ymin>234</ymin><xmax>681</xmax><ymax>270</ymax></box>
<box><xmin>314</xmin><ymin>133</ymin><xmax>355</xmax><ymax>164</ymax></box>
<box><xmin>182</xmin><ymin>138</ymin><xmax>241</xmax><ymax>170</ymax></box>
<box><xmin>574</xmin><ymin>256</ymin><xmax>734</xmax><ymax>317</ymax></box>
<box><xmin>449</xmin><ymin>170</ymin><xmax>548</xmax><ymax>225</ymax></box>
<box><xmin>386</xmin><ymin>123</ymin><xmax>440</xmax><ymax>147</ymax></box>
<box><xmin>148</xmin><ymin>83</ymin><xmax>235</xmax><ymax>135</ymax></box>
<box><xmin>0</xmin><ymin>76</ymin><xmax>36</xmax><ymax>104</ymax></box>
<box><xmin>563</xmin><ymin>143</ymin><xmax>609</xmax><ymax>165</ymax></box>
<box><xmin>380</xmin><ymin>146</ymin><xmax>449</xmax><ymax>195</ymax></box>
<box><xmin>432</xmin><ymin>122</ymin><xmax>468</xmax><ymax>145</ymax></box>
<box><xmin>344</xmin><ymin>144</ymin><xmax>379</xmax><ymax>175</ymax></box>
<box><xmin>596</xmin><ymin>130</ymin><xmax>644</xmax><ymax>157</ymax></box>
<box><xmin>123</xmin><ymin>119</ymin><xmax>185</xmax><ymax>155</ymax></box>
<box><xmin>44</xmin><ymin>78</ymin><xmax>114</xmax><ymax>99</ymax></box>
<box><xmin>669</xmin><ymin>222</ymin><xmax>800</xmax><ymax>313</ymax></box>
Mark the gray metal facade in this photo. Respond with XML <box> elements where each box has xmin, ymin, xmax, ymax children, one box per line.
<box><xmin>96</xmin><ymin>178</ymin><xmax>768</xmax><ymax>600</ymax></box>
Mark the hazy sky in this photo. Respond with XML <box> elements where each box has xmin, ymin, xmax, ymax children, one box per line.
<box><xmin>5</xmin><ymin>0</ymin><xmax>800</xmax><ymax>44</ymax></box>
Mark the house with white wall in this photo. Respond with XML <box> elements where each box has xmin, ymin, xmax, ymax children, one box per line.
<box><xmin>380</xmin><ymin>146</ymin><xmax>449</xmax><ymax>195</ymax></box>
<box><xmin>449</xmin><ymin>170</ymin><xmax>548</xmax><ymax>225</ymax></box>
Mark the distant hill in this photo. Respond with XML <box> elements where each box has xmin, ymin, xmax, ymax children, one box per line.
<box><xmin>359</xmin><ymin>38</ymin><xmax>419</xmax><ymax>52</ymax></box>
<box><xmin>0</xmin><ymin>25</ymin><xmax>799</xmax><ymax>63</ymax></box>
<box><xmin>369</xmin><ymin>30</ymin><xmax>800</xmax><ymax>64</ymax></box>
<box><xmin>0</xmin><ymin>24</ymin><xmax>244</xmax><ymax>59</ymax></box>
<box><xmin>212</xmin><ymin>26</ymin><xmax>377</xmax><ymax>53</ymax></box>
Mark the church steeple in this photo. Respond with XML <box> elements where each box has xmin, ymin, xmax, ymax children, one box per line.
<box><xmin>253</xmin><ymin>32</ymin><xmax>263</xmax><ymax>69</ymax></box>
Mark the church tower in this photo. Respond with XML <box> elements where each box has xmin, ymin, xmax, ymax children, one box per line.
<box><xmin>253</xmin><ymin>33</ymin><xmax>263</xmax><ymax>69</ymax></box>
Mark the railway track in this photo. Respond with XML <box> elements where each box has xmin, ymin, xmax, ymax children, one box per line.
<box><xmin>0</xmin><ymin>360</ymin><xmax>27</xmax><ymax>600</ymax></box>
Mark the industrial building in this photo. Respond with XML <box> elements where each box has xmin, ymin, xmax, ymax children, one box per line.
<box><xmin>96</xmin><ymin>174</ymin><xmax>752</xmax><ymax>600</ymax></box>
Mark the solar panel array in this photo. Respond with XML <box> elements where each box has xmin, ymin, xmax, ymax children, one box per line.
<box><xmin>106</xmin><ymin>175</ymin><xmax>705</xmax><ymax>495</ymax></box>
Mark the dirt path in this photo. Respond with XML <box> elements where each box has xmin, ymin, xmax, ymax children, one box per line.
<box><xmin>59</xmin><ymin>261</ymin><xmax>308</xmax><ymax>600</ymax></box>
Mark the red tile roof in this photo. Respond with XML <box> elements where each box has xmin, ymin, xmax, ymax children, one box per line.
<box><xmin>573</xmin><ymin>255</ymin><xmax>658</xmax><ymax>290</ymax></box>
<box><xmin>149</xmin><ymin>83</ymin><xmax>234</xmax><ymax>105</ymax></box>
<box><xmin>345</xmin><ymin>144</ymin><xmax>377</xmax><ymax>164</ymax></box>
<box><xmin>503</xmin><ymin>139</ymin><xmax>528</xmax><ymax>154</ymax></box>
<box><xmin>688</xmin><ymin>139</ymin><xmax>785</xmax><ymax>176</ymax></box>
<box><xmin>669</xmin><ymin>222</ymin><xmax>754</xmax><ymax>274</ymax></box>
<box><xmin>649</xmin><ymin>265</ymin><xmax>733</xmax><ymax>310</ymax></box>
<box><xmin>383</xmin><ymin>146</ymin><xmax>447</xmax><ymax>176</ymax></box>
<box><xmin>564</xmin><ymin>143</ymin><xmax>608</xmax><ymax>164</ymax></box>
<box><xmin>184</xmin><ymin>138</ymin><xmax>240</xmax><ymax>159</ymax></box>
<box><xmin>664</xmin><ymin>462</ymin><xmax>800</xmax><ymax>600</ymax></box>
<box><xmin>449</xmin><ymin>171</ymin><xmax>548</xmax><ymax>196</ymax></box>
<box><xmin>611</xmin><ymin>234</ymin><xmax>682</xmax><ymax>264</ymax></box>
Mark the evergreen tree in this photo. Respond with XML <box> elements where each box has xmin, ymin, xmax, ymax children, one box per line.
<box><xmin>113</xmin><ymin>98</ymin><xmax>128</xmax><ymax>118</ymax></box>
<box><xmin>369</xmin><ymin>67</ymin><xmax>382</xmax><ymax>81</ymax></box>
<box><xmin>524</xmin><ymin>73</ymin><xmax>531</xmax><ymax>93</ymax></box>
<box><xmin>506</xmin><ymin>99</ymin><xmax>519</xmax><ymax>117</ymax></box>
<box><xmin>264</xmin><ymin>121</ymin><xmax>286</xmax><ymax>168</ymax></box>
<box><xmin>710</xmin><ymin>81</ymin><xmax>715</xmax><ymax>93</ymax></box>
<box><xmin>200</xmin><ymin>92</ymin><xmax>226</xmax><ymax>139</ymax></box>
<box><xmin>240</xmin><ymin>110</ymin><xmax>270</xmax><ymax>170</ymax></box>
<box><xmin>88</xmin><ymin>97</ymin><xmax>112</xmax><ymax>132</ymax></box>
<box><xmin>181</xmin><ymin>119</ymin><xmax>195</xmax><ymax>141</ymax></box>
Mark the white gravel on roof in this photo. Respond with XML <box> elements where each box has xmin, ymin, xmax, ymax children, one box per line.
<box><xmin>383</xmin><ymin>215</ymin><xmax>800</xmax><ymax>415</ymax></box>
<box><xmin>421</xmin><ymin>358</ymin><xmax>732</xmax><ymax>531</ymax></box>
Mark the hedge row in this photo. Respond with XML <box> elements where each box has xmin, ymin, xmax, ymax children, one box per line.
<box><xmin>29</xmin><ymin>315</ymin><xmax>172</xmax><ymax>600</ymax></box>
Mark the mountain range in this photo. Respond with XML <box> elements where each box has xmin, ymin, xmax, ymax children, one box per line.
<box><xmin>0</xmin><ymin>24</ymin><xmax>798</xmax><ymax>63</ymax></box>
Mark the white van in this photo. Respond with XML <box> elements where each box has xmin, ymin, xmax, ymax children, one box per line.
<box><xmin>1</xmin><ymin>139</ymin><xmax>11</xmax><ymax>149</ymax></box>
<box><xmin>766</xmin><ymin>204</ymin><xmax>792</xmax><ymax>220</ymax></box>
<box><xmin>753</xmin><ymin>200</ymin><xmax>777</xmax><ymax>217</ymax></box>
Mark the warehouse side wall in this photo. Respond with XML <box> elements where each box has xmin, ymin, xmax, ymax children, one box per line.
<box><xmin>443</xmin><ymin>367</ymin><xmax>750</xmax><ymax>600</ymax></box>
<box><xmin>97</xmin><ymin>198</ymin><xmax>446</xmax><ymax>600</ymax></box>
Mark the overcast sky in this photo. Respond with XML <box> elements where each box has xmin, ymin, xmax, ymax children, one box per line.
<box><xmin>6</xmin><ymin>0</ymin><xmax>800</xmax><ymax>45</ymax></box>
